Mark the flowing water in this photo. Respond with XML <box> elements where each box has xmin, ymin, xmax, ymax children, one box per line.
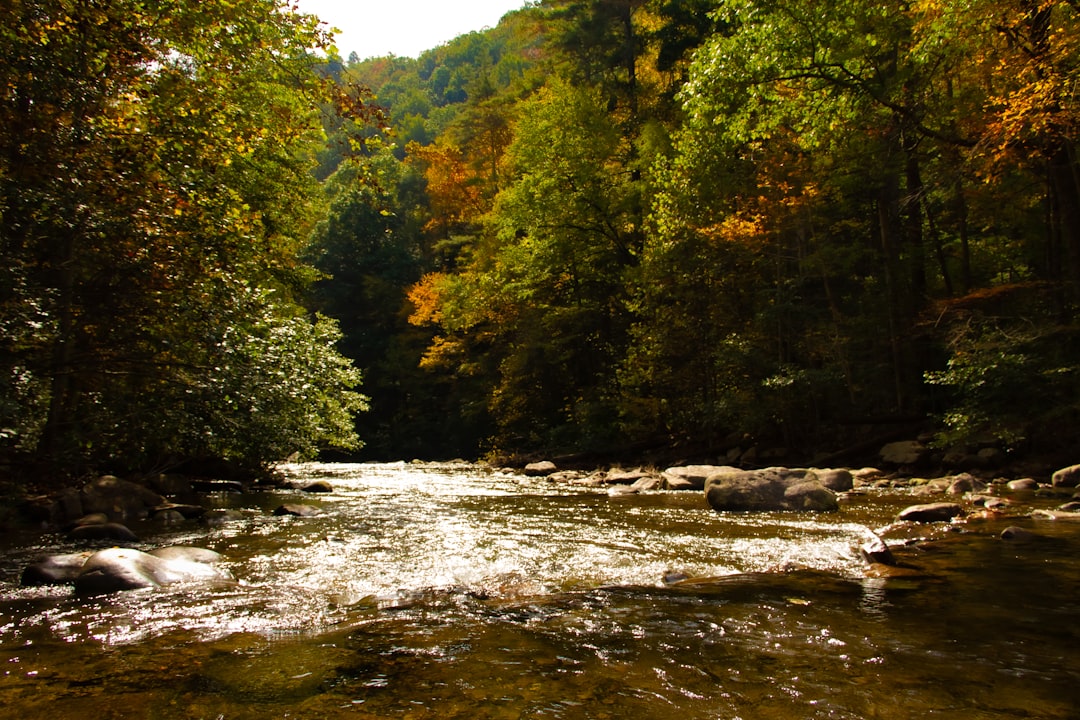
<box><xmin>1</xmin><ymin>462</ymin><xmax>1079</xmax><ymax>718</ymax></box>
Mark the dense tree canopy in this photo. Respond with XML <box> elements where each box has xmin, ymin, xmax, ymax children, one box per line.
<box><xmin>6</xmin><ymin>0</ymin><xmax>1076</xmax><ymax>474</ymax></box>
<box><xmin>0</xmin><ymin>0</ymin><xmax>372</xmax><ymax>478</ymax></box>
<box><xmin>331</xmin><ymin>0</ymin><xmax>1077</xmax><ymax>461</ymax></box>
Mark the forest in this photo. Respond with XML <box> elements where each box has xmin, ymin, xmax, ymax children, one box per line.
<box><xmin>2</xmin><ymin>0</ymin><xmax>1078</xmax><ymax>481</ymax></box>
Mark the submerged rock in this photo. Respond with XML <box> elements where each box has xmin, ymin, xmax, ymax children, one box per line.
<box><xmin>1001</xmin><ymin>526</ymin><xmax>1041</xmax><ymax>542</ymax></box>
<box><xmin>273</xmin><ymin>503</ymin><xmax>322</xmax><ymax>517</ymax></box>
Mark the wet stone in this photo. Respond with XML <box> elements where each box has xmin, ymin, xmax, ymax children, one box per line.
<box><xmin>896</xmin><ymin>502</ymin><xmax>964</xmax><ymax>523</ymax></box>
<box><xmin>273</xmin><ymin>504</ymin><xmax>323</xmax><ymax>517</ymax></box>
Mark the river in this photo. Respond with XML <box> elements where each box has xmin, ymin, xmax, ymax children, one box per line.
<box><xmin>1</xmin><ymin>461</ymin><xmax>1079</xmax><ymax>718</ymax></box>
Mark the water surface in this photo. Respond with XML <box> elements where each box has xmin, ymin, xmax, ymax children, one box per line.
<box><xmin>1</xmin><ymin>462</ymin><xmax>1078</xmax><ymax>718</ymax></box>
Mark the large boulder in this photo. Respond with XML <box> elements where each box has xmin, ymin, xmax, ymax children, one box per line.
<box><xmin>74</xmin><ymin>547</ymin><xmax>231</xmax><ymax>596</ymax></box>
<box><xmin>1051</xmin><ymin>464</ymin><xmax>1080</xmax><ymax>488</ymax></box>
<box><xmin>80</xmin><ymin>475</ymin><xmax>165</xmax><ymax>523</ymax></box>
<box><xmin>662</xmin><ymin>465</ymin><xmax>738</xmax><ymax>491</ymax></box>
<box><xmin>704</xmin><ymin>468</ymin><xmax>838</xmax><ymax>512</ymax></box>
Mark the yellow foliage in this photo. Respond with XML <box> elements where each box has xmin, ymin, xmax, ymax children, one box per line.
<box><xmin>407</xmin><ymin>272</ymin><xmax>447</xmax><ymax>326</ymax></box>
<box><xmin>700</xmin><ymin>213</ymin><xmax>768</xmax><ymax>248</ymax></box>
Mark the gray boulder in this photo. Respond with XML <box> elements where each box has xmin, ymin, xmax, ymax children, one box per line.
<box><xmin>74</xmin><ymin>547</ymin><xmax>231</xmax><ymax>596</ymax></box>
<box><xmin>704</xmin><ymin>468</ymin><xmax>838</xmax><ymax>512</ymax></box>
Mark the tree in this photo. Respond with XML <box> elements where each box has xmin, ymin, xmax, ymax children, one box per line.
<box><xmin>0</xmin><ymin>0</ymin><xmax>371</xmax><ymax>476</ymax></box>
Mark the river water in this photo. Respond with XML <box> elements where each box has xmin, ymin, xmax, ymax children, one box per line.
<box><xmin>1</xmin><ymin>462</ymin><xmax>1079</xmax><ymax>718</ymax></box>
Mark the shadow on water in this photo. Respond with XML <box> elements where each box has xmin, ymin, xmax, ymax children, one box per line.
<box><xmin>1</xmin><ymin>462</ymin><xmax>1080</xmax><ymax>718</ymax></box>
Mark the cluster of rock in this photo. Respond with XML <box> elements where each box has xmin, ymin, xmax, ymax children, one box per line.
<box><xmin>17</xmin><ymin>472</ymin><xmax>338</xmax><ymax>541</ymax></box>
<box><xmin>525</xmin><ymin>461</ymin><xmax>852</xmax><ymax>512</ymax></box>
<box><xmin>14</xmin><ymin>472</ymin><xmax>337</xmax><ymax>595</ymax></box>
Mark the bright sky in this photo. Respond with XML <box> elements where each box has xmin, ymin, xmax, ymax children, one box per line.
<box><xmin>295</xmin><ymin>0</ymin><xmax>531</xmax><ymax>60</ymax></box>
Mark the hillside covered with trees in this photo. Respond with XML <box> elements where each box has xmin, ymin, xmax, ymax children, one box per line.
<box><xmin>3</xmin><ymin>0</ymin><xmax>1078</xmax><ymax>481</ymax></box>
<box><xmin>313</xmin><ymin>0</ymin><xmax>1080</xmax><ymax>465</ymax></box>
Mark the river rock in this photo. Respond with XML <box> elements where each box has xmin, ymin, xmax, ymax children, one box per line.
<box><xmin>604</xmin><ymin>469</ymin><xmax>651</xmax><ymax>485</ymax></box>
<box><xmin>630</xmin><ymin>475</ymin><xmax>663</xmax><ymax>492</ymax></box>
<box><xmin>524</xmin><ymin>461</ymin><xmax>557</xmax><ymax>477</ymax></box>
<box><xmin>663</xmin><ymin>465</ymin><xmax>738</xmax><ymax>491</ymax></box>
<box><xmin>896</xmin><ymin>502</ymin><xmax>964</xmax><ymax>523</ymax></box>
<box><xmin>1007</xmin><ymin>478</ymin><xmax>1039</xmax><ymax>491</ymax></box>
<box><xmin>1001</xmin><ymin>526</ymin><xmax>1041</xmax><ymax>542</ymax></box>
<box><xmin>67</xmin><ymin>521</ymin><xmax>139</xmax><ymax>542</ymax></box>
<box><xmin>301</xmin><ymin>480</ymin><xmax>334</xmax><ymax>493</ymax></box>
<box><xmin>80</xmin><ymin>475</ymin><xmax>165</xmax><ymax>522</ymax></box>
<box><xmin>74</xmin><ymin>547</ymin><xmax>231</xmax><ymax>596</ymax></box>
<box><xmin>945</xmin><ymin>473</ymin><xmax>985</xmax><ymax>495</ymax></box>
<box><xmin>1051</xmin><ymin>464</ymin><xmax>1080</xmax><ymax>488</ymax></box>
<box><xmin>705</xmin><ymin>468</ymin><xmax>838</xmax><ymax>512</ymax></box>
<box><xmin>859</xmin><ymin>532</ymin><xmax>896</xmax><ymax>566</ymax></box>
<box><xmin>814</xmin><ymin>469</ymin><xmax>854</xmax><ymax>492</ymax></box>
<box><xmin>21</xmin><ymin>551</ymin><xmax>95</xmax><ymax>586</ymax></box>
<box><xmin>273</xmin><ymin>503</ymin><xmax>322</xmax><ymax>517</ymax></box>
